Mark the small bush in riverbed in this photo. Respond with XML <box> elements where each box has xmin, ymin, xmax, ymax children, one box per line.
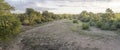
<box><xmin>110</xmin><ymin>24</ymin><xmax>117</xmax><ymax>30</ymax></box>
<box><xmin>82</xmin><ymin>23</ymin><xmax>89</xmax><ymax>30</ymax></box>
<box><xmin>73</xmin><ymin>19</ymin><xmax>79</xmax><ymax>24</ymax></box>
<box><xmin>101</xmin><ymin>23</ymin><xmax>110</xmax><ymax>30</ymax></box>
<box><xmin>96</xmin><ymin>21</ymin><xmax>102</xmax><ymax>28</ymax></box>
<box><xmin>116</xmin><ymin>22</ymin><xmax>120</xmax><ymax>28</ymax></box>
<box><xmin>89</xmin><ymin>21</ymin><xmax>96</xmax><ymax>26</ymax></box>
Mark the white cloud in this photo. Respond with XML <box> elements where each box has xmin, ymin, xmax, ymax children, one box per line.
<box><xmin>48</xmin><ymin>1</ymin><xmax>120</xmax><ymax>14</ymax></box>
<box><xmin>5</xmin><ymin>0</ymin><xmax>120</xmax><ymax>14</ymax></box>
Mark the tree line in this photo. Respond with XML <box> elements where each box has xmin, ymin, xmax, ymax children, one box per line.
<box><xmin>78</xmin><ymin>8</ymin><xmax>120</xmax><ymax>30</ymax></box>
<box><xmin>16</xmin><ymin>8</ymin><xmax>75</xmax><ymax>25</ymax></box>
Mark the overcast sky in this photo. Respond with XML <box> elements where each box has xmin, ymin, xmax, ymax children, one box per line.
<box><xmin>5</xmin><ymin>0</ymin><xmax>120</xmax><ymax>14</ymax></box>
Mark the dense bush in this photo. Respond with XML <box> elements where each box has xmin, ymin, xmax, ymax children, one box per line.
<box><xmin>80</xmin><ymin>17</ymin><xmax>90</xmax><ymax>22</ymax></box>
<box><xmin>101</xmin><ymin>23</ymin><xmax>110</xmax><ymax>30</ymax></box>
<box><xmin>82</xmin><ymin>23</ymin><xmax>89</xmax><ymax>30</ymax></box>
<box><xmin>89</xmin><ymin>21</ymin><xmax>96</xmax><ymax>26</ymax></box>
<box><xmin>73</xmin><ymin>19</ymin><xmax>79</xmax><ymax>24</ymax></box>
<box><xmin>79</xmin><ymin>11</ymin><xmax>90</xmax><ymax>22</ymax></box>
<box><xmin>78</xmin><ymin>8</ymin><xmax>120</xmax><ymax>30</ymax></box>
<box><xmin>0</xmin><ymin>15</ymin><xmax>21</xmax><ymax>41</ymax></box>
<box><xmin>116</xmin><ymin>20</ymin><xmax>120</xmax><ymax>28</ymax></box>
<box><xmin>23</xmin><ymin>19</ymin><xmax>30</xmax><ymax>25</ymax></box>
<box><xmin>96</xmin><ymin>21</ymin><xmax>103</xmax><ymax>28</ymax></box>
<box><xmin>110</xmin><ymin>24</ymin><xmax>117</xmax><ymax>30</ymax></box>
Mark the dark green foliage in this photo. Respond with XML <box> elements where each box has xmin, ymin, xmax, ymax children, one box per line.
<box><xmin>110</xmin><ymin>24</ymin><xmax>117</xmax><ymax>30</ymax></box>
<box><xmin>81</xmin><ymin>17</ymin><xmax>90</xmax><ymax>22</ymax></box>
<box><xmin>18</xmin><ymin>8</ymin><xmax>44</xmax><ymax>25</ymax></box>
<box><xmin>42</xmin><ymin>11</ymin><xmax>53</xmax><ymax>21</ymax></box>
<box><xmin>23</xmin><ymin>19</ymin><xmax>30</xmax><ymax>25</ymax></box>
<box><xmin>26</xmin><ymin>8</ymin><xmax>35</xmax><ymax>15</ymax></box>
<box><xmin>99</xmin><ymin>8</ymin><xmax>118</xmax><ymax>30</ymax></box>
<box><xmin>0</xmin><ymin>0</ymin><xmax>14</xmax><ymax>15</ymax></box>
<box><xmin>0</xmin><ymin>0</ymin><xmax>21</xmax><ymax>41</ymax></box>
<box><xmin>17</xmin><ymin>8</ymin><xmax>74</xmax><ymax>26</ymax></box>
<box><xmin>116</xmin><ymin>20</ymin><xmax>120</xmax><ymax>28</ymax></box>
<box><xmin>89</xmin><ymin>21</ymin><xmax>95</xmax><ymax>26</ymax></box>
<box><xmin>101</xmin><ymin>23</ymin><xmax>110</xmax><ymax>30</ymax></box>
<box><xmin>96</xmin><ymin>21</ymin><xmax>102</xmax><ymax>28</ymax></box>
<box><xmin>73</xmin><ymin>19</ymin><xmax>79</xmax><ymax>24</ymax></box>
<box><xmin>25</xmin><ymin>8</ymin><xmax>40</xmax><ymax>25</ymax></box>
<box><xmin>82</xmin><ymin>23</ymin><xmax>89</xmax><ymax>30</ymax></box>
<box><xmin>0</xmin><ymin>15</ymin><xmax>21</xmax><ymax>41</ymax></box>
<box><xmin>79</xmin><ymin>11</ymin><xmax>90</xmax><ymax>22</ymax></box>
<box><xmin>78</xmin><ymin>8</ymin><xmax>120</xmax><ymax>30</ymax></box>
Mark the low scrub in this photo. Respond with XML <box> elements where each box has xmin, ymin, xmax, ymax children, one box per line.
<box><xmin>73</xmin><ymin>19</ymin><xmax>79</xmax><ymax>24</ymax></box>
<box><xmin>0</xmin><ymin>15</ymin><xmax>21</xmax><ymax>41</ymax></box>
<box><xmin>89</xmin><ymin>21</ymin><xmax>96</xmax><ymax>26</ymax></box>
<box><xmin>96</xmin><ymin>21</ymin><xmax>102</xmax><ymax>28</ymax></box>
<box><xmin>101</xmin><ymin>23</ymin><xmax>110</xmax><ymax>30</ymax></box>
<box><xmin>110</xmin><ymin>24</ymin><xmax>117</xmax><ymax>30</ymax></box>
<box><xmin>82</xmin><ymin>23</ymin><xmax>89</xmax><ymax>30</ymax></box>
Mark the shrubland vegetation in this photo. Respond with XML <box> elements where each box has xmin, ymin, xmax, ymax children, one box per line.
<box><xmin>78</xmin><ymin>8</ymin><xmax>120</xmax><ymax>30</ymax></box>
<box><xmin>17</xmin><ymin>9</ymin><xmax>76</xmax><ymax>26</ymax></box>
<box><xmin>82</xmin><ymin>23</ymin><xmax>89</xmax><ymax>30</ymax></box>
<box><xmin>73</xmin><ymin>19</ymin><xmax>79</xmax><ymax>24</ymax></box>
<box><xmin>0</xmin><ymin>15</ymin><xmax>21</xmax><ymax>41</ymax></box>
<box><xmin>0</xmin><ymin>0</ymin><xmax>21</xmax><ymax>41</ymax></box>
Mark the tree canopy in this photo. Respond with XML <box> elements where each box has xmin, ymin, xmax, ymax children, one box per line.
<box><xmin>0</xmin><ymin>0</ymin><xmax>14</xmax><ymax>15</ymax></box>
<box><xmin>0</xmin><ymin>0</ymin><xmax>21</xmax><ymax>41</ymax></box>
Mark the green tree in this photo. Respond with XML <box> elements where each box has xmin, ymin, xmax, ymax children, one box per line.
<box><xmin>26</xmin><ymin>8</ymin><xmax>35</xmax><ymax>15</ymax></box>
<box><xmin>82</xmin><ymin>23</ymin><xmax>89</xmax><ymax>30</ymax></box>
<box><xmin>0</xmin><ymin>0</ymin><xmax>14</xmax><ymax>15</ymax></box>
<box><xmin>42</xmin><ymin>11</ymin><xmax>54</xmax><ymax>21</ymax></box>
<box><xmin>42</xmin><ymin>11</ymin><xmax>49</xmax><ymax>17</ymax></box>
<box><xmin>79</xmin><ymin>11</ymin><xmax>90</xmax><ymax>22</ymax></box>
<box><xmin>0</xmin><ymin>1</ymin><xmax>21</xmax><ymax>49</ymax></box>
<box><xmin>34</xmin><ymin>12</ymin><xmax>43</xmax><ymax>23</ymax></box>
<box><xmin>104</xmin><ymin>8</ymin><xmax>116</xmax><ymax>21</ymax></box>
<box><xmin>0</xmin><ymin>15</ymin><xmax>21</xmax><ymax>41</ymax></box>
<box><xmin>0</xmin><ymin>0</ymin><xmax>21</xmax><ymax>41</ymax></box>
<box><xmin>24</xmin><ymin>8</ymin><xmax>42</xmax><ymax>25</ymax></box>
<box><xmin>96</xmin><ymin>8</ymin><xmax>117</xmax><ymax>30</ymax></box>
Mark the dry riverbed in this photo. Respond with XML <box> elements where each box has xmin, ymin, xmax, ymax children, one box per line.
<box><xmin>5</xmin><ymin>19</ymin><xmax>120</xmax><ymax>50</ymax></box>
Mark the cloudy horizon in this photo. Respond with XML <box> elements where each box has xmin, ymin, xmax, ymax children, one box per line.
<box><xmin>5</xmin><ymin>0</ymin><xmax>120</xmax><ymax>14</ymax></box>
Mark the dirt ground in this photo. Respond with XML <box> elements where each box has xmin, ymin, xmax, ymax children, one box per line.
<box><xmin>6</xmin><ymin>19</ymin><xmax>120</xmax><ymax>50</ymax></box>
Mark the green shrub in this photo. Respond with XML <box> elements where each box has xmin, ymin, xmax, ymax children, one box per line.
<box><xmin>116</xmin><ymin>22</ymin><xmax>120</xmax><ymax>28</ymax></box>
<box><xmin>73</xmin><ymin>19</ymin><xmax>79</xmax><ymax>24</ymax></box>
<box><xmin>0</xmin><ymin>15</ymin><xmax>21</xmax><ymax>41</ymax></box>
<box><xmin>80</xmin><ymin>17</ymin><xmax>90</xmax><ymax>22</ymax></box>
<box><xmin>110</xmin><ymin>24</ymin><xmax>117</xmax><ymax>30</ymax></box>
<box><xmin>69</xmin><ymin>18</ymin><xmax>73</xmax><ymax>20</ymax></box>
<box><xmin>89</xmin><ymin>21</ymin><xmax>95</xmax><ymax>26</ymax></box>
<box><xmin>101</xmin><ymin>23</ymin><xmax>110</xmax><ymax>30</ymax></box>
<box><xmin>23</xmin><ymin>19</ymin><xmax>30</xmax><ymax>25</ymax></box>
<box><xmin>96</xmin><ymin>21</ymin><xmax>102</xmax><ymax>28</ymax></box>
<box><xmin>35</xmin><ymin>18</ymin><xmax>42</xmax><ymax>23</ymax></box>
<box><xmin>82</xmin><ymin>23</ymin><xmax>89</xmax><ymax>30</ymax></box>
<box><xmin>48</xmin><ymin>18</ymin><xmax>54</xmax><ymax>21</ymax></box>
